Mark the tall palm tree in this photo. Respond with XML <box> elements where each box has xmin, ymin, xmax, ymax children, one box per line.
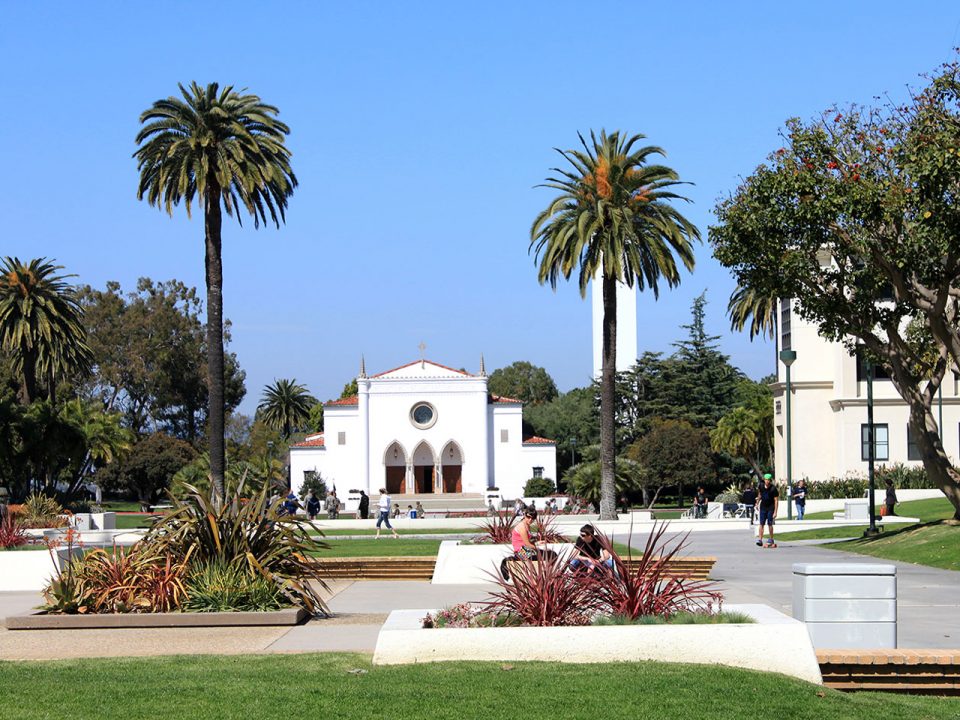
<box><xmin>531</xmin><ymin>130</ymin><xmax>698</xmax><ymax>519</ymax></box>
<box><xmin>710</xmin><ymin>405</ymin><xmax>771</xmax><ymax>480</ymax></box>
<box><xmin>727</xmin><ymin>283</ymin><xmax>776</xmax><ymax>340</ymax></box>
<box><xmin>135</xmin><ymin>82</ymin><xmax>297</xmax><ymax>502</ymax></box>
<box><xmin>0</xmin><ymin>257</ymin><xmax>91</xmax><ymax>404</ymax></box>
<box><xmin>258</xmin><ymin>378</ymin><xmax>317</xmax><ymax>441</ymax></box>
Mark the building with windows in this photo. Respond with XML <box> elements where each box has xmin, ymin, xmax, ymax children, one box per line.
<box><xmin>772</xmin><ymin>299</ymin><xmax>960</xmax><ymax>481</ymax></box>
<box><xmin>288</xmin><ymin>358</ymin><xmax>557</xmax><ymax>501</ymax></box>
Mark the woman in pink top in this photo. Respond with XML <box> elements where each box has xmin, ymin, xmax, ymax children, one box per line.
<box><xmin>511</xmin><ymin>507</ymin><xmax>541</xmax><ymax>559</ymax></box>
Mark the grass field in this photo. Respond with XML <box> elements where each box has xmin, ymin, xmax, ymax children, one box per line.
<box><xmin>312</xmin><ymin>527</ymin><xmax>479</xmax><ymax>537</ymax></box>
<box><xmin>309</xmin><ymin>537</ymin><xmax>633</xmax><ymax>558</ymax></box>
<box><xmin>779</xmin><ymin>498</ymin><xmax>954</xmax><ymax>541</ymax></box>
<box><xmin>0</xmin><ymin>653</ymin><xmax>956</xmax><ymax>720</ymax></box>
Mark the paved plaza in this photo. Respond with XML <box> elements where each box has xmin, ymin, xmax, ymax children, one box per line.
<box><xmin>0</xmin><ymin>527</ymin><xmax>957</xmax><ymax>660</ymax></box>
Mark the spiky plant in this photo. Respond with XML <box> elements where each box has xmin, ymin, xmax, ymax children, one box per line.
<box><xmin>135</xmin><ymin>82</ymin><xmax>297</xmax><ymax>502</ymax></box>
<box><xmin>531</xmin><ymin>130</ymin><xmax>699</xmax><ymax>520</ymax></box>
<box><xmin>257</xmin><ymin>378</ymin><xmax>316</xmax><ymax>440</ymax></box>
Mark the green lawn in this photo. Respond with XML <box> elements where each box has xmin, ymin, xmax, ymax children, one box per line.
<box><xmin>311</xmin><ymin>527</ymin><xmax>480</xmax><ymax>537</ymax></box>
<box><xmin>0</xmin><ymin>653</ymin><xmax>956</xmax><ymax>720</ymax></box>
<box><xmin>779</xmin><ymin>498</ymin><xmax>955</xmax><ymax>541</ymax></box>
<box><xmin>310</xmin><ymin>539</ymin><xmax>445</xmax><ymax>557</ymax></box>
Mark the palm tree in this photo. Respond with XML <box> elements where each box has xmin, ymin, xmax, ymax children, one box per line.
<box><xmin>727</xmin><ymin>283</ymin><xmax>776</xmax><ymax>340</ymax></box>
<box><xmin>530</xmin><ymin>130</ymin><xmax>699</xmax><ymax>519</ymax></box>
<box><xmin>258</xmin><ymin>379</ymin><xmax>317</xmax><ymax>440</ymax></box>
<box><xmin>710</xmin><ymin>405</ymin><xmax>771</xmax><ymax>480</ymax></box>
<box><xmin>60</xmin><ymin>399</ymin><xmax>134</xmax><ymax>498</ymax></box>
<box><xmin>0</xmin><ymin>257</ymin><xmax>91</xmax><ymax>404</ymax></box>
<box><xmin>135</xmin><ymin>82</ymin><xmax>297</xmax><ymax>502</ymax></box>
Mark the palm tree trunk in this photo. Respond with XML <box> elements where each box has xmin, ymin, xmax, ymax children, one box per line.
<box><xmin>204</xmin><ymin>183</ymin><xmax>226</xmax><ymax>504</ymax></box>
<box><xmin>599</xmin><ymin>275</ymin><xmax>618</xmax><ymax>520</ymax></box>
<box><xmin>19</xmin><ymin>349</ymin><xmax>37</xmax><ymax>405</ymax></box>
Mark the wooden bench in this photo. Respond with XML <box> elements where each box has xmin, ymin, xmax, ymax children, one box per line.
<box><xmin>818</xmin><ymin>649</ymin><xmax>960</xmax><ymax>695</ymax></box>
<box><xmin>311</xmin><ymin>556</ymin><xmax>436</xmax><ymax>581</ymax></box>
<box><xmin>505</xmin><ymin>556</ymin><xmax>717</xmax><ymax>582</ymax></box>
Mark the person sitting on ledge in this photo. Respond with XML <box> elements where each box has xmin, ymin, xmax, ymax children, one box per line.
<box><xmin>512</xmin><ymin>507</ymin><xmax>546</xmax><ymax>560</ymax></box>
<box><xmin>569</xmin><ymin>524</ymin><xmax>614</xmax><ymax>573</ymax></box>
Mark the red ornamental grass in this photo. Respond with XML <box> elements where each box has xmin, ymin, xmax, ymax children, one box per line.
<box><xmin>478</xmin><ymin>511</ymin><xmax>515</xmax><ymax>544</ymax></box>
<box><xmin>595</xmin><ymin>522</ymin><xmax>722</xmax><ymax>621</ymax></box>
<box><xmin>483</xmin><ymin>552</ymin><xmax>602</xmax><ymax>626</ymax></box>
<box><xmin>533</xmin><ymin>513</ymin><xmax>568</xmax><ymax>544</ymax></box>
<box><xmin>0</xmin><ymin>515</ymin><xmax>28</xmax><ymax>548</ymax></box>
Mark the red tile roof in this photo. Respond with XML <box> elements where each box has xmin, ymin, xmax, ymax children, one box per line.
<box><xmin>489</xmin><ymin>393</ymin><xmax>522</xmax><ymax>404</ymax></box>
<box><xmin>370</xmin><ymin>359</ymin><xmax>473</xmax><ymax>378</ymax></box>
<box><xmin>292</xmin><ymin>434</ymin><xmax>326</xmax><ymax>448</ymax></box>
<box><xmin>324</xmin><ymin>396</ymin><xmax>359</xmax><ymax>406</ymax></box>
<box><xmin>523</xmin><ymin>436</ymin><xmax>556</xmax><ymax>445</ymax></box>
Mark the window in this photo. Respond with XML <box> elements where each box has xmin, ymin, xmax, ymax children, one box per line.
<box><xmin>338</xmin><ymin>432</ymin><xmax>346</xmax><ymax>445</ymax></box>
<box><xmin>500</xmin><ymin>429</ymin><xmax>509</xmax><ymax>443</ymax></box>
<box><xmin>861</xmin><ymin>423</ymin><xmax>889</xmax><ymax>461</ymax></box>
<box><xmin>907</xmin><ymin>425</ymin><xmax>921</xmax><ymax>461</ymax></box>
<box><xmin>855</xmin><ymin>349</ymin><xmax>891</xmax><ymax>381</ymax></box>
<box><xmin>410</xmin><ymin>401</ymin><xmax>437</xmax><ymax>429</ymax></box>
<box><xmin>532</xmin><ymin>466</ymin><xmax>544</xmax><ymax>479</ymax></box>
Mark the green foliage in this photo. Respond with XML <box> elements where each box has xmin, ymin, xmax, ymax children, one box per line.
<box><xmin>726</xmin><ymin>283</ymin><xmax>776</xmax><ymax>341</ymax></box>
<box><xmin>298</xmin><ymin>471</ymin><xmax>327</xmax><ymax>501</ymax></box>
<box><xmin>306</xmin><ymin>403</ymin><xmax>324</xmax><ymax>433</ymax></box>
<box><xmin>341</xmin><ymin>378</ymin><xmax>358</xmax><ymax>398</ymax></box>
<box><xmin>805</xmin><ymin>476</ymin><xmax>867</xmax><ymax>499</ymax></box>
<box><xmin>143</xmin><ymin>483</ymin><xmax>329</xmax><ymax>614</ymax></box>
<box><xmin>488</xmin><ymin>361</ymin><xmax>558</xmax><ymax>406</ymax></box>
<box><xmin>523</xmin><ymin>386</ymin><xmax>599</xmax><ymax>479</ymax></box>
<box><xmin>564</xmin><ymin>455</ymin><xmax>645</xmax><ymax>505</ymax></box>
<box><xmin>710</xmin><ymin>398</ymin><xmax>772</xmax><ymax>480</ymax></box>
<box><xmin>79</xmin><ymin>279</ymin><xmax>246</xmax><ymax>439</ymax></box>
<box><xmin>257</xmin><ymin>379</ymin><xmax>316</xmax><ymax>440</ymax></box>
<box><xmin>182</xmin><ymin>559</ymin><xmax>289</xmax><ymax>612</ymax></box>
<box><xmin>98</xmin><ymin>432</ymin><xmax>197</xmax><ymax>503</ymax></box>
<box><xmin>592</xmin><ymin>611</ymin><xmax>754</xmax><ymax>625</ymax></box>
<box><xmin>0</xmin><ymin>257</ymin><xmax>91</xmax><ymax>405</ymax></box>
<box><xmin>523</xmin><ymin>476</ymin><xmax>556</xmax><ymax>497</ymax></box>
<box><xmin>22</xmin><ymin>492</ymin><xmax>66</xmax><ymax>528</ymax></box>
<box><xmin>628</xmin><ymin>419</ymin><xmax>713</xmax><ymax>506</ymax></box>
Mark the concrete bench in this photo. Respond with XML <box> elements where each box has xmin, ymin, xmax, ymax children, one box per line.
<box><xmin>505</xmin><ymin>556</ymin><xmax>717</xmax><ymax>582</ymax></box>
<box><xmin>311</xmin><ymin>556</ymin><xmax>436</xmax><ymax>580</ymax></box>
<box><xmin>818</xmin><ymin>649</ymin><xmax>960</xmax><ymax>694</ymax></box>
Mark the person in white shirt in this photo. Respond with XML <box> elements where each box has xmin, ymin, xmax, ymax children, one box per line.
<box><xmin>375</xmin><ymin>488</ymin><xmax>399</xmax><ymax>539</ymax></box>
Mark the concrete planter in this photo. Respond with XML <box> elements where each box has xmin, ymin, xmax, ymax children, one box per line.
<box><xmin>432</xmin><ymin>541</ymin><xmax>571</xmax><ymax>584</ymax></box>
<box><xmin>373</xmin><ymin>604</ymin><xmax>822</xmax><ymax>684</ymax></box>
<box><xmin>6</xmin><ymin>607</ymin><xmax>309</xmax><ymax>630</ymax></box>
<box><xmin>0</xmin><ymin>547</ymin><xmax>80</xmax><ymax>592</ymax></box>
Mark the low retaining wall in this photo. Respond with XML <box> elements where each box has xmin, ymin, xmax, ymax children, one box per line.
<box><xmin>0</xmin><ymin>547</ymin><xmax>82</xmax><ymax>592</ymax></box>
<box><xmin>6</xmin><ymin>608</ymin><xmax>309</xmax><ymax>630</ymax></box>
<box><xmin>372</xmin><ymin>603</ymin><xmax>822</xmax><ymax>684</ymax></box>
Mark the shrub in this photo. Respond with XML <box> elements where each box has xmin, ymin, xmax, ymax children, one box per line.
<box><xmin>421</xmin><ymin>603</ymin><xmax>521</xmax><ymax>629</ymax></box>
<box><xmin>806</xmin><ymin>476</ymin><xmax>867</xmax><ymax>499</ymax></box>
<box><xmin>0</xmin><ymin>515</ymin><xmax>28</xmax><ymax>549</ymax></box>
<box><xmin>22</xmin><ymin>493</ymin><xmax>67</xmax><ymax>529</ymax></box>
<box><xmin>142</xmin><ymin>482</ymin><xmax>330</xmax><ymax>615</ymax></box>
<box><xmin>594</xmin><ymin>522</ymin><xmax>723</xmax><ymax>620</ymax></box>
<box><xmin>183</xmin><ymin>560</ymin><xmax>289</xmax><ymax>612</ymax></box>
<box><xmin>523</xmin><ymin>477</ymin><xmax>556</xmax><ymax>497</ymax></box>
<box><xmin>876</xmin><ymin>463</ymin><xmax>937</xmax><ymax>489</ymax></box>
<box><xmin>477</xmin><ymin>511</ymin><xmax>515</xmax><ymax>544</ymax></box>
<box><xmin>483</xmin><ymin>552</ymin><xmax>602</xmax><ymax>626</ymax></box>
<box><xmin>73</xmin><ymin>545</ymin><xmax>184</xmax><ymax>614</ymax></box>
<box><xmin>298</xmin><ymin>471</ymin><xmax>327</xmax><ymax>501</ymax></box>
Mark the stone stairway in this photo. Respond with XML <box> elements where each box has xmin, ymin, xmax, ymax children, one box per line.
<box><xmin>378</xmin><ymin>493</ymin><xmax>486</xmax><ymax>513</ymax></box>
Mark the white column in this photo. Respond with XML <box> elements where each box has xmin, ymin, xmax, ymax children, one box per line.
<box><xmin>479</xmin><ymin>390</ymin><xmax>491</xmax><ymax>490</ymax></box>
<box><xmin>358</xmin><ymin>378</ymin><xmax>370</xmax><ymax>492</ymax></box>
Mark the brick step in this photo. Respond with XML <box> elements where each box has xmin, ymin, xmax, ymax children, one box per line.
<box><xmin>818</xmin><ymin>649</ymin><xmax>960</xmax><ymax>695</ymax></box>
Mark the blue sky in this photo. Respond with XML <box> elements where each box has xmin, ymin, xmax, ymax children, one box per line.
<box><xmin>4</xmin><ymin>2</ymin><xmax>959</xmax><ymax>414</ymax></box>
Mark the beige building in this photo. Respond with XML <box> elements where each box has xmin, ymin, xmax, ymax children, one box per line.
<box><xmin>772</xmin><ymin>299</ymin><xmax>960</xmax><ymax>481</ymax></box>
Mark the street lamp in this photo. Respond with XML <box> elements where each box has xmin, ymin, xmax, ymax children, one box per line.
<box><xmin>863</xmin><ymin>351</ymin><xmax>880</xmax><ymax>537</ymax></box>
<box><xmin>779</xmin><ymin>350</ymin><xmax>797</xmax><ymax>520</ymax></box>
<box><xmin>570</xmin><ymin>437</ymin><xmax>577</xmax><ymax>467</ymax></box>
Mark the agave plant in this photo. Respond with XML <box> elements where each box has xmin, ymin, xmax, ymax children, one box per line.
<box><xmin>143</xmin><ymin>482</ymin><xmax>329</xmax><ymax>614</ymax></box>
<box><xmin>74</xmin><ymin>545</ymin><xmax>157</xmax><ymax>613</ymax></box>
<box><xmin>184</xmin><ymin>559</ymin><xmax>289</xmax><ymax>613</ymax></box>
<box><xmin>22</xmin><ymin>492</ymin><xmax>67</xmax><ymax>529</ymax></box>
<box><xmin>594</xmin><ymin>521</ymin><xmax>722</xmax><ymax>620</ymax></box>
<box><xmin>0</xmin><ymin>514</ymin><xmax>28</xmax><ymax>548</ymax></box>
<box><xmin>483</xmin><ymin>552</ymin><xmax>602</xmax><ymax>626</ymax></box>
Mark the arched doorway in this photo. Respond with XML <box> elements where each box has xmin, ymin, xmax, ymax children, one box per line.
<box><xmin>441</xmin><ymin>441</ymin><xmax>463</xmax><ymax>493</ymax></box>
<box><xmin>384</xmin><ymin>441</ymin><xmax>407</xmax><ymax>494</ymax></box>
<box><xmin>412</xmin><ymin>441</ymin><xmax>436</xmax><ymax>494</ymax></box>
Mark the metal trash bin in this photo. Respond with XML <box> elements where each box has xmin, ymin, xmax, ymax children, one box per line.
<box><xmin>792</xmin><ymin>562</ymin><xmax>896</xmax><ymax>648</ymax></box>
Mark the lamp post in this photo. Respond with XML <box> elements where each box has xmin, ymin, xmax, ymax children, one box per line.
<box><xmin>779</xmin><ymin>349</ymin><xmax>797</xmax><ymax>520</ymax></box>
<box><xmin>864</xmin><ymin>353</ymin><xmax>879</xmax><ymax>537</ymax></box>
<box><xmin>570</xmin><ymin>437</ymin><xmax>577</xmax><ymax>467</ymax></box>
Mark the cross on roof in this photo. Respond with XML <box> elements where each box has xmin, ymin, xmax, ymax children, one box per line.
<box><xmin>418</xmin><ymin>341</ymin><xmax>426</xmax><ymax>367</ymax></box>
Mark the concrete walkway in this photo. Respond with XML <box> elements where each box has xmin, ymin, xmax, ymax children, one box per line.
<box><xmin>1</xmin><ymin>527</ymin><xmax>956</xmax><ymax>660</ymax></box>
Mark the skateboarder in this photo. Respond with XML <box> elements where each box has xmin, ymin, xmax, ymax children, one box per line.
<box><xmin>756</xmin><ymin>473</ymin><xmax>779</xmax><ymax>548</ymax></box>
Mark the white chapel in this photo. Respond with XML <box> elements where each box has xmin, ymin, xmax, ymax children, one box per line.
<box><xmin>288</xmin><ymin>358</ymin><xmax>557</xmax><ymax>504</ymax></box>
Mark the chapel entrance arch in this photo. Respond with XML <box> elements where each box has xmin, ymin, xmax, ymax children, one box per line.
<box><xmin>412</xmin><ymin>441</ymin><xmax>436</xmax><ymax>494</ymax></box>
<box><xmin>384</xmin><ymin>441</ymin><xmax>407</xmax><ymax>494</ymax></box>
<box><xmin>441</xmin><ymin>441</ymin><xmax>463</xmax><ymax>493</ymax></box>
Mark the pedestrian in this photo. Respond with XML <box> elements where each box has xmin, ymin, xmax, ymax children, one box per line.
<box><xmin>694</xmin><ymin>486</ymin><xmax>708</xmax><ymax>519</ymax></box>
<box><xmin>325</xmin><ymin>490</ymin><xmax>339</xmax><ymax>520</ymax></box>
<box><xmin>358</xmin><ymin>490</ymin><xmax>370</xmax><ymax>520</ymax></box>
<box><xmin>513</xmin><ymin>498</ymin><xmax>524</xmax><ymax>517</ymax></box>
<box><xmin>756</xmin><ymin>473</ymin><xmax>779</xmax><ymax>548</ymax></box>
<box><xmin>416</xmin><ymin>501</ymin><xmax>425</xmax><ymax>519</ymax></box>
<box><xmin>375</xmin><ymin>487</ymin><xmax>399</xmax><ymax>539</ymax></box>
<box><xmin>392</xmin><ymin>502</ymin><xmax>401</xmax><ymax>519</ymax></box>
<box><xmin>283</xmin><ymin>491</ymin><xmax>299</xmax><ymax>516</ymax></box>
<box><xmin>885</xmin><ymin>479</ymin><xmax>898</xmax><ymax>517</ymax></box>
<box><xmin>407</xmin><ymin>504</ymin><xmax>416</xmax><ymax>519</ymax></box>
<box><xmin>306</xmin><ymin>491</ymin><xmax>321</xmax><ymax>520</ymax></box>
<box><xmin>619</xmin><ymin>494</ymin><xmax>629</xmax><ymax>514</ymax></box>
<box><xmin>487</xmin><ymin>499</ymin><xmax>497</xmax><ymax>516</ymax></box>
<box><xmin>792</xmin><ymin>479</ymin><xmax>807</xmax><ymax>520</ymax></box>
<box><xmin>742</xmin><ymin>482</ymin><xmax>757</xmax><ymax>525</ymax></box>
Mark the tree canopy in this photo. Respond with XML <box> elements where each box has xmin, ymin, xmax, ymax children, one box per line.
<box><xmin>488</xmin><ymin>361</ymin><xmax>558</xmax><ymax>406</ymax></box>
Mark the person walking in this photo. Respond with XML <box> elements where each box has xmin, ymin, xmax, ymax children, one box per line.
<box><xmin>305</xmin><ymin>491</ymin><xmax>321</xmax><ymax>520</ymax></box>
<box><xmin>756</xmin><ymin>473</ymin><xmax>780</xmax><ymax>548</ymax></box>
<box><xmin>358</xmin><ymin>490</ymin><xmax>370</xmax><ymax>520</ymax></box>
<box><xmin>325</xmin><ymin>490</ymin><xmax>339</xmax><ymax>520</ymax></box>
<box><xmin>742</xmin><ymin>482</ymin><xmax>757</xmax><ymax>525</ymax></box>
<box><xmin>282</xmin><ymin>491</ymin><xmax>300</xmax><ymax>516</ymax></box>
<box><xmin>375</xmin><ymin>488</ymin><xmax>399</xmax><ymax>539</ymax></box>
<box><xmin>415</xmin><ymin>501</ymin><xmax>425</xmax><ymax>519</ymax></box>
<box><xmin>792</xmin><ymin>479</ymin><xmax>808</xmax><ymax>520</ymax></box>
<box><xmin>694</xmin><ymin>486</ymin><xmax>708</xmax><ymax>519</ymax></box>
<box><xmin>885</xmin><ymin>479</ymin><xmax>898</xmax><ymax>517</ymax></box>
